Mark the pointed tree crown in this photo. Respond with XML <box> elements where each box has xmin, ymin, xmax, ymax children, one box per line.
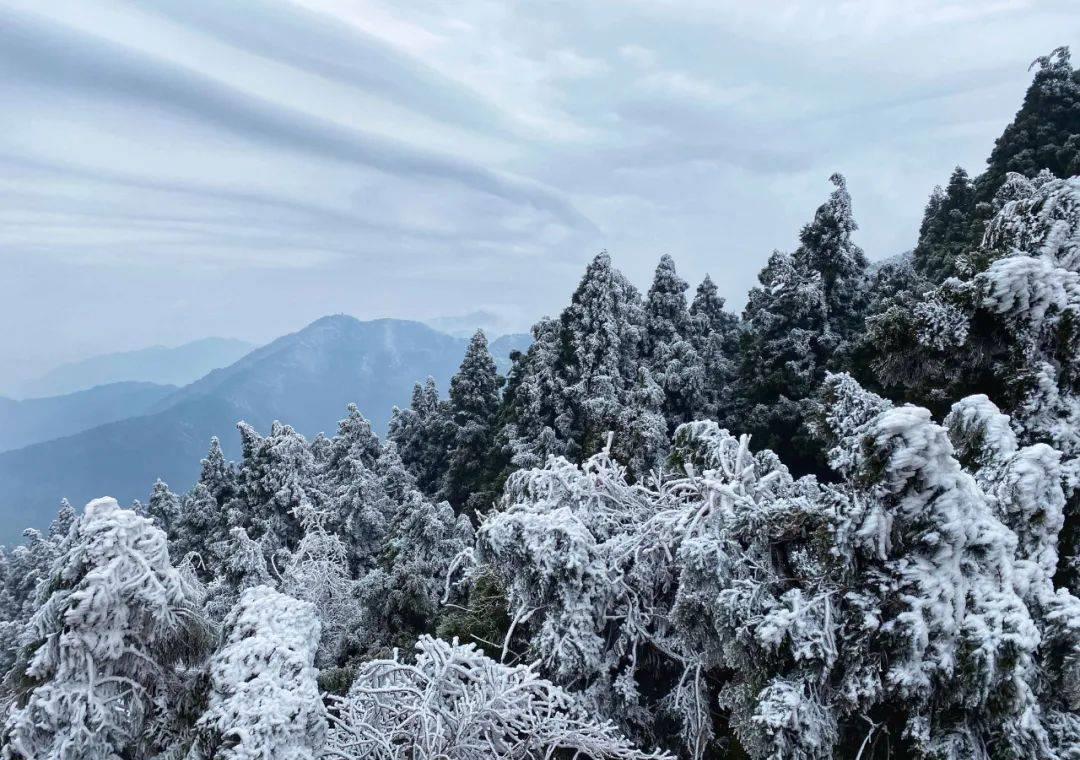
<box><xmin>449</xmin><ymin>330</ymin><xmax>500</xmax><ymax>425</ymax></box>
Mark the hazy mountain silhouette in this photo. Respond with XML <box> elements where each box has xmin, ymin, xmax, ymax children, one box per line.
<box><xmin>0</xmin><ymin>316</ymin><xmax>530</xmax><ymax>544</ymax></box>
<box><xmin>15</xmin><ymin>337</ymin><xmax>254</xmax><ymax>398</ymax></box>
<box><xmin>0</xmin><ymin>382</ymin><xmax>176</xmax><ymax>453</ymax></box>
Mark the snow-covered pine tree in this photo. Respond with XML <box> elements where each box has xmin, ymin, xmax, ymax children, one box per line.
<box><xmin>189</xmin><ymin>585</ymin><xmax>326</xmax><ymax>760</ymax></box>
<box><xmin>171</xmin><ymin>483</ymin><xmax>225</xmax><ymax>578</ymax></box>
<box><xmin>688</xmin><ymin>274</ymin><xmax>740</xmax><ymax>424</ymax></box>
<box><xmin>736</xmin><ymin>249</ymin><xmax>829</xmax><ymax>473</ymax></box>
<box><xmin>198</xmin><ymin>436</ymin><xmax>236</xmax><ymax>505</ymax></box>
<box><xmin>233</xmin><ymin>420</ymin><xmax>323</xmax><ymax>561</ymax></box>
<box><xmin>560</xmin><ymin>252</ymin><xmax>648</xmax><ymax>465</ymax></box>
<box><xmin>48</xmin><ymin>499</ymin><xmax>76</xmax><ymax>541</ymax></box>
<box><xmin>328</xmin><ymin>403</ymin><xmax>382</xmax><ymax>472</ymax></box>
<box><xmin>2</xmin><ymin>498</ymin><xmax>209</xmax><ymax>760</ymax></box>
<box><xmin>500</xmin><ymin>315</ymin><xmax>572</xmax><ymax>470</ymax></box>
<box><xmin>976</xmin><ymin>47</ymin><xmax>1080</xmax><ymax>203</ymax></box>
<box><xmin>203</xmin><ymin>526</ymin><xmax>273</xmax><ymax>622</ymax></box>
<box><xmin>913</xmin><ymin>166</ymin><xmax>979</xmax><ymax>282</ymax></box>
<box><xmin>868</xmin><ymin>173</ymin><xmax>1080</xmax><ymax>464</ymax></box>
<box><xmin>322</xmin><ymin>404</ymin><xmax>395</xmax><ymax>575</ymax></box>
<box><xmin>736</xmin><ymin>174</ymin><xmax>867</xmax><ymax>475</ymax></box>
<box><xmin>619</xmin><ymin>366</ymin><xmax>669</xmax><ymax>478</ymax></box>
<box><xmin>908</xmin><ymin>47</ymin><xmax>1080</xmax><ymax>285</ymax></box>
<box><xmin>148</xmin><ymin>478</ymin><xmax>182</xmax><ymax>541</ymax></box>
<box><xmin>644</xmin><ymin>255</ymin><xmax>704</xmax><ymax>435</ymax></box>
<box><xmin>792</xmin><ymin>172</ymin><xmax>868</xmax><ymax>345</ymax></box>
<box><xmin>0</xmin><ymin>505</ymin><xmax>73</xmax><ymax>675</ymax></box>
<box><xmin>357</xmin><ymin>488</ymin><xmax>473</xmax><ymax>657</ymax></box>
<box><xmin>163</xmin><ymin>437</ymin><xmax>238</xmax><ymax>583</ymax></box>
<box><xmin>441</xmin><ymin>330</ymin><xmax>502</xmax><ymax>514</ymax></box>
<box><xmin>388</xmin><ymin>376</ymin><xmax>453</xmax><ymax>496</ymax></box>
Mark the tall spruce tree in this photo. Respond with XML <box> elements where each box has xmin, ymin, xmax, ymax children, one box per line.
<box><xmin>644</xmin><ymin>255</ymin><xmax>704</xmax><ymax>434</ymax></box>
<box><xmin>234</xmin><ymin>421</ymin><xmax>322</xmax><ymax>557</ymax></box>
<box><xmin>688</xmin><ymin>275</ymin><xmax>740</xmax><ymax>425</ymax></box>
<box><xmin>560</xmin><ymin>252</ymin><xmax>647</xmax><ymax>464</ymax></box>
<box><xmin>388</xmin><ymin>377</ymin><xmax>453</xmax><ymax>496</ymax></box>
<box><xmin>501</xmin><ymin>316</ymin><xmax>572</xmax><ymax>470</ymax></box>
<box><xmin>913</xmin><ymin>166</ymin><xmax>979</xmax><ymax>282</ymax></box>
<box><xmin>736</xmin><ymin>174</ymin><xmax>865</xmax><ymax>473</ymax></box>
<box><xmin>737</xmin><ymin>251</ymin><xmax>827</xmax><ymax>472</ymax></box>
<box><xmin>910</xmin><ymin>47</ymin><xmax>1080</xmax><ymax>278</ymax></box>
<box><xmin>198</xmin><ymin>436</ymin><xmax>236</xmax><ymax>505</ymax></box>
<box><xmin>147</xmin><ymin>478</ymin><xmax>182</xmax><ymax>541</ymax></box>
<box><xmin>322</xmin><ymin>404</ymin><xmax>393</xmax><ymax>575</ymax></box>
<box><xmin>441</xmin><ymin>330</ymin><xmax>502</xmax><ymax>514</ymax></box>
<box><xmin>977</xmin><ymin>47</ymin><xmax>1080</xmax><ymax>203</ymax></box>
<box><xmin>791</xmin><ymin>172</ymin><xmax>868</xmax><ymax>344</ymax></box>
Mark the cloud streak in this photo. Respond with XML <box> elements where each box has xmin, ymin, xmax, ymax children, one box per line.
<box><xmin>0</xmin><ymin>7</ymin><xmax>595</xmax><ymax>234</ymax></box>
<box><xmin>0</xmin><ymin>0</ymin><xmax>1076</xmax><ymax>387</ymax></box>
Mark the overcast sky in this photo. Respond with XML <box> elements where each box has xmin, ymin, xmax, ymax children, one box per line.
<box><xmin>2</xmin><ymin>0</ymin><xmax>1077</xmax><ymax>386</ymax></box>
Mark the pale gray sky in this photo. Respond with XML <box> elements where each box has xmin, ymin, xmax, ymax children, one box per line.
<box><xmin>2</xmin><ymin>0</ymin><xmax>1077</xmax><ymax>387</ymax></box>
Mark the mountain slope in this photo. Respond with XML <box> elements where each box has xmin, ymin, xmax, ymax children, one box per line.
<box><xmin>17</xmin><ymin>337</ymin><xmax>254</xmax><ymax>398</ymax></box>
<box><xmin>0</xmin><ymin>316</ymin><xmax>478</xmax><ymax>544</ymax></box>
<box><xmin>153</xmin><ymin>316</ymin><xmax>468</xmax><ymax>434</ymax></box>
<box><xmin>0</xmin><ymin>382</ymin><xmax>176</xmax><ymax>453</ymax></box>
<box><xmin>0</xmin><ymin>395</ymin><xmax>246</xmax><ymax>546</ymax></box>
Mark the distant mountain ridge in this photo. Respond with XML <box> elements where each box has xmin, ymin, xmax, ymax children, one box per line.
<box><xmin>15</xmin><ymin>337</ymin><xmax>255</xmax><ymax>398</ymax></box>
<box><xmin>0</xmin><ymin>382</ymin><xmax>176</xmax><ymax>453</ymax></box>
<box><xmin>0</xmin><ymin>316</ymin><xmax>530</xmax><ymax>545</ymax></box>
<box><xmin>152</xmin><ymin>315</ymin><xmax>471</xmax><ymax>435</ymax></box>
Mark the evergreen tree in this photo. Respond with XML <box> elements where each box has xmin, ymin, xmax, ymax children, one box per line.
<box><xmin>913</xmin><ymin>166</ymin><xmax>979</xmax><ymax>282</ymax></box>
<box><xmin>735</xmin><ymin>174</ymin><xmax>866</xmax><ymax>474</ymax></box>
<box><xmin>203</xmin><ymin>526</ymin><xmax>273</xmax><ymax>623</ymax></box>
<box><xmin>2</xmin><ymin>499</ymin><xmax>209</xmax><ymax>760</ymax></box>
<box><xmin>688</xmin><ymin>274</ymin><xmax>740</xmax><ymax>424</ymax></box>
<box><xmin>977</xmin><ymin>47</ymin><xmax>1080</xmax><ymax>203</ymax></box>
<box><xmin>441</xmin><ymin>330</ymin><xmax>502</xmax><ymax>514</ymax></box>
<box><xmin>0</xmin><ymin>506</ymin><xmax>72</xmax><ymax>676</ymax></box>
<box><xmin>909</xmin><ymin>47</ymin><xmax>1080</xmax><ymax>276</ymax></box>
<box><xmin>147</xmin><ymin>478</ymin><xmax>182</xmax><ymax>540</ymax></box>
<box><xmin>501</xmin><ymin>315</ymin><xmax>572</xmax><ymax>469</ymax></box>
<box><xmin>870</xmin><ymin>174</ymin><xmax>1080</xmax><ymax>433</ymax></box>
<box><xmin>501</xmin><ymin>253</ymin><xmax>653</xmax><ymax>476</ymax></box>
<box><xmin>357</xmin><ymin>490</ymin><xmax>473</xmax><ymax>658</ymax></box>
<box><xmin>791</xmin><ymin>172</ymin><xmax>868</xmax><ymax>343</ymax></box>
<box><xmin>560</xmin><ymin>252</ymin><xmax>647</xmax><ymax>464</ymax></box>
<box><xmin>617</xmin><ymin>366</ymin><xmax>669</xmax><ymax>477</ymax></box>
<box><xmin>198</xmin><ymin>436</ymin><xmax>236</xmax><ymax>505</ymax></box>
<box><xmin>234</xmin><ymin>420</ymin><xmax>322</xmax><ymax>558</ymax></box>
<box><xmin>323</xmin><ymin>405</ymin><xmax>394</xmax><ymax>575</ymax></box>
<box><xmin>172</xmin><ymin>483</ymin><xmax>225</xmax><ymax>573</ymax></box>
<box><xmin>47</xmin><ymin>499</ymin><xmax>76</xmax><ymax>542</ymax></box>
<box><xmin>388</xmin><ymin>377</ymin><xmax>453</xmax><ymax>496</ymax></box>
<box><xmin>190</xmin><ymin>586</ymin><xmax>326</xmax><ymax>760</ymax></box>
<box><xmin>644</xmin><ymin>255</ymin><xmax>704</xmax><ymax>434</ymax></box>
<box><xmin>736</xmin><ymin>249</ymin><xmax>829</xmax><ymax>473</ymax></box>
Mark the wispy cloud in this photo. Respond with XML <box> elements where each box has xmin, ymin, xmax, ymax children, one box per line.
<box><xmin>0</xmin><ymin>0</ymin><xmax>1076</xmax><ymax>382</ymax></box>
<box><xmin>0</xmin><ymin>7</ymin><xmax>593</xmax><ymax>234</ymax></box>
